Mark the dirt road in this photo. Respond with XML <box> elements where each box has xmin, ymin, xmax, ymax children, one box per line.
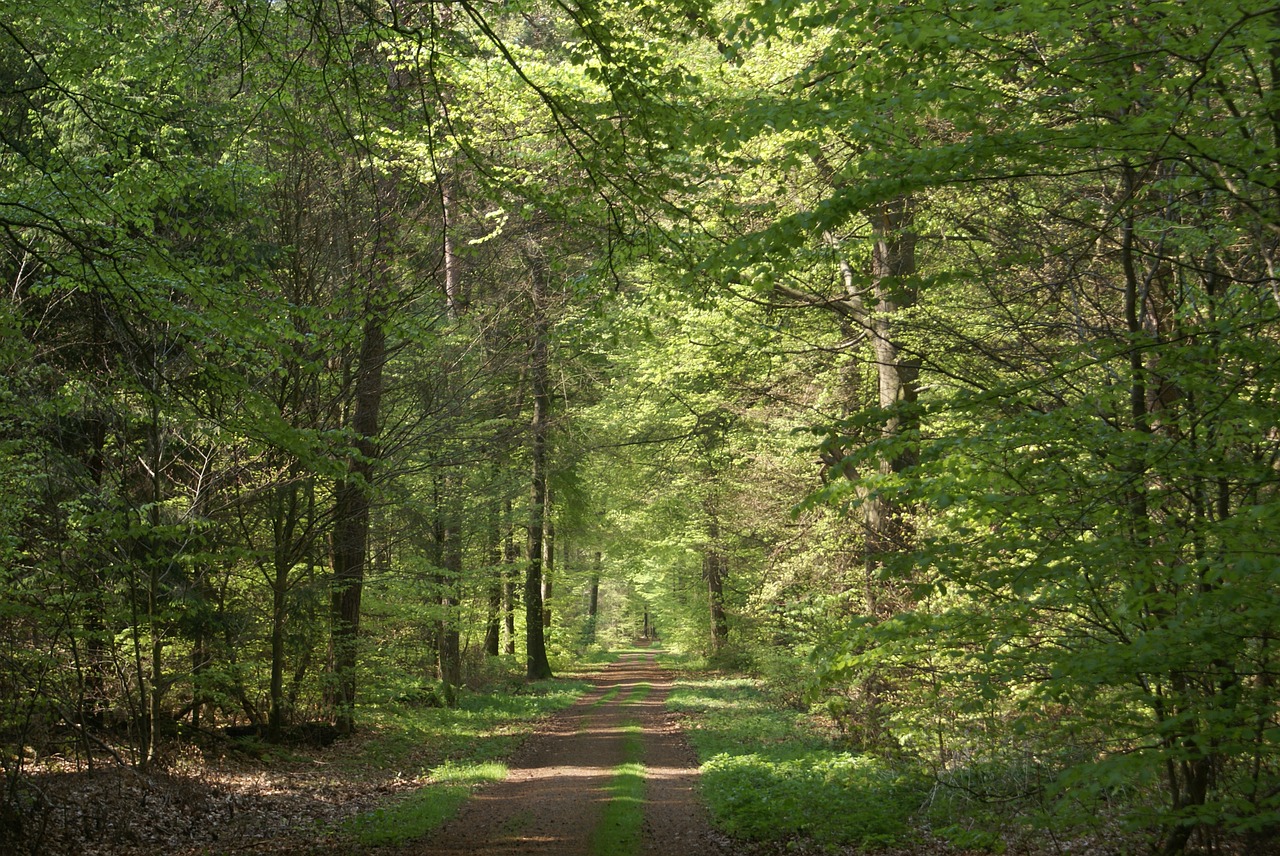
<box><xmin>412</xmin><ymin>649</ymin><xmax>727</xmax><ymax>856</ymax></box>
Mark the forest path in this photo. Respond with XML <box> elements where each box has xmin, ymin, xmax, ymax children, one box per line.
<box><xmin>409</xmin><ymin>647</ymin><xmax>726</xmax><ymax>856</ymax></box>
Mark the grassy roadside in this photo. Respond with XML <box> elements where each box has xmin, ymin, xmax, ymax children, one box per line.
<box><xmin>336</xmin><ymin>672</ymin><xmax>595</xmax><ymax>847</ymax></box>
<box><xmin>345</xmin><ymin>760</ymin><xmax>508</xmax><ymax>846</ymax></box>
<box><xmin>665</xmin><ymin>672</ymin><xmax>929</xmax><ymax>851</ymax></box>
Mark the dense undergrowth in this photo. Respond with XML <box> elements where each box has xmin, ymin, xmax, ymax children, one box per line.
<box><xmin>664</xmin><ymin>653</ymin><xmax>1159</xmax><ymax>855</ymax></box>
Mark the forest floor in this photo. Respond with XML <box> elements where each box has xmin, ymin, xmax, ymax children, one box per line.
<box><xmin>10</xmin><ymin>667</ymin><xmax>590</xmax><ymax>855</ymax></box>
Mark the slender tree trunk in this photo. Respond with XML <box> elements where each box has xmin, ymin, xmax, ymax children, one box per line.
<box><xmin>142</xmin><ymin>380</ymin><xmax>167</xmax><ymax>770</ymax></box>
<box><xmin>191</xmin><ymin>631</ymin><xmax>206</xmax><ymax>733</ymax></box>
<box><xmin>503</xmin><ymin>499</ymin><xmax>517</xmax><ymax>656</ymax></box>
<box><xmin>268</xmin><ymin>479</ymin><xmax>303</xmax><ymax>742</ymax></box>
<box><xmin>437</xmin><ymin>470</ymin><xmax>462</xmax><ymax>701</ymax></box>
<box><xmin>326</xmin><ymin>0</ymin><xmax>405</xmax><ymax>734</ymax></box>
<box><xmin>81</xmin><ymin>303</ymin><xmax>110</xmax><ymax>732</ymax></box>
<box><xmin>524</xmin><ymin>251</ymin><xmax>553</xmax><ymax>680</ymax></box>
<box><xmin>826</xmin><ymin>197</ymin><xmax>918</xmax><ymax>750</ymax></box>
<box><xmin>439</xmin><ymin>498</ymin><xmax>462</xmax><ymax>705</ymax></box>
<box><xmin>585</xmin><ymin>551</ymin><xmax>601</xmax><ymax>644</ymax></box>
<box><xmin>541</xmin><ymin>494</ymin><xmax>554</xmax><ymax>629</ymax></box>
<box><xmin>484</xmin><ymin>505</ymin><xmax>502</xmax><ymax>657</ymax></box>
<box><xmin>80</xmin><ymin>401</ymin><xmax>108</xmax><ymax>726</ymax></box>
<box><xmin>285</xmin><ymin>639</ymin><xmax>312</xmax><ymax>716</ymax></box>
<box><xmin>269</xmin><ymin>559</ymin><xmax>288</xmax><ymax>741</ymax></box>
<box><xmin>442</xmin><ymin>173</ymin><xmax>463</xmax><ymax>319</ymax></box>
<box><xmin>704</xmin><ymin>507</ymin><xmax>729</xmax><ymax>651</ymax></box>
<box><xmin>589</xmin><ymin>552</ymin><xmax>601</xmax><ymax>618</ymax></box>
<box><xmin>484</xmin><ymin>586</ymin><xmax>502</xmax><ymax>656</ymax></box>
<box><xmin>706</xmin><ymin>558</ymin><xmax>728</xmax><ymax>648</ymax></box>
<box><xmin>427</xmin><ymin>475</ymin><xmax>446</xmax><ymax>681</ymax></box>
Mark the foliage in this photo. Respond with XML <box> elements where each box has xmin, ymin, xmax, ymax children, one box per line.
<box><xmin>660</xmin><ymin>0</ymin><xmax>1280</xmax><ymax>849</ymax></box>
<box><xmin>3</xmin><ymin>0</ymin><xmax>1279</xmax><ymax>850</ymax></box>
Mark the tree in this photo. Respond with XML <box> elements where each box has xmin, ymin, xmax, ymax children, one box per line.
<box><xmin>523</xmin><ymin>246</ymin><xmax>555</xmax><ymax>679</ymax></box>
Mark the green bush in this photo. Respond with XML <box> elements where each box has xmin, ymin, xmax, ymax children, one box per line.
<box><xmin>702</xmin><ymin>751</ymin><xmax>923</xmax><ymax>847</ymax></box>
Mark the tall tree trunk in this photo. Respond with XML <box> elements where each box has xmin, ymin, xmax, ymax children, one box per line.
<box><xmin>427</xmin><ymin>475</ymin><xmax>446</xmax><ymax>681</ymax></box>
<box><xmin>863</xmin><ymin>196</ymin><xmax>919</xmax><ymax>600</ymax></box>
<box><xmin>524</xmin><ymin>251</ymin><xmax>553</xmax><ymax>680</ymax></box>
<box><xmin>141</xmin><ymin>368</ymin><xmax>169</xmax><ymax>770</ymax></box>
<box><xmin>484</xmin><ymin>504</ymin><xmax>502</xmax><ymax>657</ymax></box>
<box><xmin>541</xmin><ymin>492</ymin><xmax>554</xmax><ymax>630</ymax></box>
<box><xmin>585</xmin><ymin>551</ymin><xmax>601</xmax><ymax>644</ymax></box>
<box><xmin>823</xmin><ymin>197</ymin><xmax>918</xmax><ymax>750</ymax></box>
<box><xmin>704</xmin><ymin>504</ymin><xmax>729</xmax><ymax>651</ymax></box>
<box><xmin>442</xmin><ymin>173</ymin><xmax>463</xmax><ymax>319</ymax></box>
<box><xmin>439</xmin><ymin>499</ymin><xmax>462</xmax><ymax>705</ymax></box>
<box><xmin>706</xmin><ymin>557</ymin><xmax>728</xmax><ymax>649</ymax></box>
<box><xmin>268</xmin><ymin>478</ymin><xmax>304</xmax><ymax>742</ymax></box>
<box><xmin>862</xmin><ymin>198</ymin><xmax>918</xmax><ymax>745</ymax></box>
<box><xmin>80</xmin><ymin>402</ymin><xmax>110</xmax><ymax>733</ymax></box>
<box><xmin>329</xmin><ymin>313</ymin><xmax>385</xmax><ymax>736</ymax></box>
<box><xmin>503</xmin><ymin>499</ymin><xmax>517</xmax><ymax>656</ymax></box>
<box><xmin>268</xmin><ymin>557</ymin><xmax>288</xmax><ymax>741</ymax></box>
<box><xmin>589</xmin><ymin>552</ymin><xmax>601</xmax><ymax>618</ymax></box>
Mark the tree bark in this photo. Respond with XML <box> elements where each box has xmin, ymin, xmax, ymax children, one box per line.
<box><xmin>585</xmin><ymin>551</ymin><xmax>601</xmax><ymax>643</ymax></box>
<box><xmin>704</xmin><ymin>506</ymin><xmax>729</xmax><ymax>651</ymax></box>
<box><xmin>484</xmin><ymin>504</ymin><xmax>502</xmax><ymax>657</ymax></box>
<box><xmin>442</xmin><ymin>172</ymin><xmax>464</xmax><ymax>319</ymax></box>
<box><xmin>503</xmin><ymin>499</ymin><xmax>517</xmax><ymax>656</ymax></box>
<box><xmin>269</xmin><ymin>554</ymin><xmax>288</xmax><ymax>741</ymax></box>
<box><xmin>439</xmin><ymin>491</ymin><xmax>462</xmax><ymax>704</ymax></box>
<box><xmin>589</xmin><ymin>552</ymin><xmax>601</xmax><ymax>618</ymax></box>
<box><xmin>524</xmin><ymin>251</ymin><xmax>553</xmax><ymax>680</ymax></box>
<box><xmin>541</xmin><ymin>492</ymin><xmax>554</xmax><ymax>629</ymax></box>
<box><xmin>833</xmin><ymin>196</ymin><xmax>919</xmax><ymax>618</ymax></box>
<box><xmin>329</xmin><ymin>313</ymin><xmax>385</xmax><ymax>736</ymax></box>
<box><xmin>865</xmin><ymin>197</ymin><xmax>919</xmax><ymax>566</ymax></box>
<box><xmin>268</xmin><ymin>477</ymin><xmax>309</xmax><ymax>742</ymax></box>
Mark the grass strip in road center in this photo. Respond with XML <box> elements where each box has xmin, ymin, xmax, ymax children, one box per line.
<box><xmin>592</xmin><ymin>686</ymin><xmax>621</xmax><ymax>707</ymax></box>
<box><xmin>590</xmin><ymin>724</ymin><xmax>646</xmax><ymax>856</ymax></box>
<box><xmin>589</xmin><ymin>680</ymin><xmax>653</xmax><ymax>855</ymax></box>
<box><xmin>623</xmin><ymin>681</ymin><xmax>651</xmax><ymax>705</ymax></box>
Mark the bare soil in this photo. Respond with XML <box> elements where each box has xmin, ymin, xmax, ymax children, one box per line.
<box><xmin>412</xmin><ymin>647</ymin><xmax>729</xmax><ymax>856</ymax></box>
